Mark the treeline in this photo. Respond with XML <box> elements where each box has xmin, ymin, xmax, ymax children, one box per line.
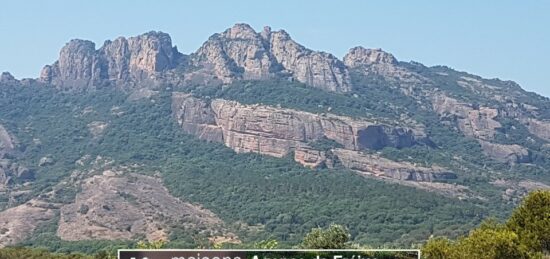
<box><xmin>2</xmin><ymin>190</ymin><xmax>548</xmax><ymax>259</ymax></box>
<box><xmin>422</xmin><ymin>190</ymin><xmax>549</xmax><ymax>258</ymax></box>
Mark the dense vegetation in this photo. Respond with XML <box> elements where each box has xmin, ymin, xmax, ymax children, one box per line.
<box><xmin>2</xmin><ymin>190</ymin><xmax>547</xmax><ymax>258</ymax></box>
<box><xmin>190</xmin><ymin>77</ymin><xmax>547</xmax><ymax>189</ymax></box>
<box><xmin>422</xmin><ymin>190</ymin><xmax>550</xmax><ymax>258</ymax></box>
<box><xmin>0</xmin><ymin>83</ymin><xmax>509</xmax><ymax>254</ymax></box>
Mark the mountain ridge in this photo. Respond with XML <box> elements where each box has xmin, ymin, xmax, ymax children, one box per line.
<box><xmin>1</xmin><ymin>23</ymin><xmax>549</xmax><ymax>250</ymax></box>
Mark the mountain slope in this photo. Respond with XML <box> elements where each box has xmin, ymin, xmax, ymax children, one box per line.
<box><xmin>1</xmin><ymin>23</ymin><xmax>549</xmax><ymax>251</ymax></box>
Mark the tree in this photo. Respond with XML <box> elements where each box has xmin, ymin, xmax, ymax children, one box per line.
<box><xmin>298</xmin><ymin>224</ymin><xmax>350</xmax><ymax>249</ymax></box>
<box><xmin>135</xmin><ymin>240</ymin><xmax>167</xmax><ymax>249</ymax></box>
<box><xmin>422</xmin><ymin>190</ymin><xmax>550</xmax><ymax>259</ymax></box>
<box><xmin>453</xmin><ymin>228</ymin><xmax>532</xmax><ymax>259</ymax></box>
<box><xmin>421</xmin><ymin>237</ymin><xmax>453</xmax><ymax>258</ymax></box>
<box><xmin>507</xmin><ymin>190</ymin><xmax>550</xmax><ymax>253</ymax></box>
<box><xmin>254</xmin><ymin>239</ymin><xmax>279</xmax><ymax>249</ymax></box>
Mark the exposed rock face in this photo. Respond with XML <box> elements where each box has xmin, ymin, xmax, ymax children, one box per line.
<box><xmin>524</xmin><ymin>118</ymin><xmax>550</xmax><ymax>142</ymax></box>
<box><xmin>344</xmin><ymin>46</ymin><xmax>429</xmax><ymax>85</ymax></box>
<box><xmin>58</xmin><ymin>172</ymin><xmax>228</xmax><ymax>242</ymax></box>
<box><xmin>344</xmin><ymin>47</ymin><xmax>397</xmax><ymax>66</ymax></box>
<box><xmin>492</xmin><ymin>179</ymin><xmax>550</xmax><ymax>203</ymax></box>
<box><xmin>0</xmin><ymin>125</ymin><xmax>15</xmax><ymax>155</ymax></box>
<box><xmin>0</xmin><ymin>159</ymin><xmax>36</xmax><ymax>187</ymax></box>
<box><xmin>194</xmin><ymin>24</ymin><xmax>352</xmax><ymax>92</ymax></box>
<box><xmin>172</xmin><ymin>93</ymin><xmax>424</xmax><ymax>157</ymax></box>
<box><xmin>171</xmin><ymin>93</ymin><xmax>224</xmax><ymax>142</ymax></box>
<box><xmin>87</xmin><ymin>121</ymin><xmax>108</xmax><ymax>138</ymax></box>
<box><xmin>40</xmin><ymin>39</ymin><xmax>100</xmax><ymax>89</ymax></box>
<box><xmin>479</xmin><ymin>141</ymin><xmax>531</xmax><ymax>164</ymax></box>
<box><xmin>332</xmin><ymin>148</ymin><xmax>456</xmax><ymax>181</ymax></box>
<box><xmin>432</xmin><ymin>94</ymin><xmax>501</xmax><ymax>140</ymax></box>
<box><xmin>194</xmin><ymin>24</ymin><xmax>276</xmax><ymax>83</ymax></box>
<box><xmin>172</xmin><ymin>93</ymin><xmax>446</xmax><ymax>182</ymax></box>
<box><xmin>0</xmin><ymin>199</ymin><xmax>57</xmax><ymax>248</ymax></box>
<box><xmin>267</xmin><ymin>29</ymin><xmax>351</xmax><ymax>92</ymax></box>
<box><xmin>293</xmin><ymin>147</ymin><xmax>329</xmax><ymax>169</ymax></box>
<box><xmin>0</xmin><ymin>72</ymin><xmax>18</xmax><ymax>85</ymax></box>
<box><xmin>40</xmin><ymin>32</ymin><xmax>180</xmax><ymax>90</ymax></box>
<box><xmin>39</xmin><ymin>156</ymin><xmax>55</xmax><ymax>167</ymax></box>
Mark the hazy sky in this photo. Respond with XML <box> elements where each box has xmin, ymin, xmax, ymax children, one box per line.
<box><xmin>1</xmin><ymin>1</ymin><xmax>549</xmax><ymax>96</ymax></box>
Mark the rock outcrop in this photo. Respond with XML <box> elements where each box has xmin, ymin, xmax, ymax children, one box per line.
<box><xmin>0</xmin><ymin>199</ymin><xmax>57</xmax><ymax>248</ymax></box>
<box><xmin>267</xmin><ymin>28</ymin><xmax>351</xmax><ymax>92</ymax></box>
<box><xmin>0</xmin><ymin>159</ymin><xmax>36</xmax><ymax>187</ymax></box>
<box><xmin>0</xmin><ymin>125</ymin><xmax>15</xmax><ymax>155</ymax></box>
<box><xmin>332</xmin><ymin>148</ymin><xmax>456</xmax><ymax>181</ymax></box>
<box><xmin>478</xmin><ymin>141</ymin><xmax>531</xmax><ymax>164</ymax></box>
<box><xmin>432</xmin><ymin>94</ymin><xmax>501</xmax><ymax>140</ymax></box>
<box><xmin>194</xmin><ymin>24</ymin><xmax>276</xmax><ymax>83</ymax></box>
<box><xmin>173</xmin><ymin>93</ymin><xmax>425</xmax><ymax>156</ymax></box>
<box><xmin>344</xmin><ymin>47</ymin><xmax>397</xmax><ymax>66</ymax></box>
<box><xmin>344</xmin><ymin>46</ymin><xmax>429</xmax><ymax>85</ymax></box>
<box><xmin>171</xmin><ymin>93</ymin><xmax>449</xmax><ymax>182</ymax></box>
<box><xmin>58</xmin><ymin>171</ymin><xmax>229</xmax><ymax>242</ymax></box>
<box><xmin>0</xmin><ymin>72</ymin><xmax>18</xmax><ymax>85</ymax></box>
<box><xmin>194</xmin><ymin>24</ymin><xmax>352</xmax><ymax>92</ymax></box>
<box><xmin>524</xmin><ymin>118</ymin><xmax>550</xmax><ymax>142</ymax></box>
<box><xmin>40</xmin><ymin>31</ymin><xmax>180</xmax><ymax>90</ymax></box>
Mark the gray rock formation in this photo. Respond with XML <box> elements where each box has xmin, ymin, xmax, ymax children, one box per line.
<box><xmin>40</xmin><ymin>32</ymin><xmax>180</xmax><ymax>90</ymax></box>
<box><xmin>344</xmin><ymin>47</ymin><xmax>397</xmax><ymax>66</ymax></box>
<box><xmin>194</xmin><ymin>24</ymin><xmax>276</xmax><ymax>83</ymax></box>
<box><xmin>524</xmin><ymin>118</ymin><xmax>550</xmax><ymax>142</ymax></box>
<box><xmin>479</xmin><ymin>140</ymin><xmax>531</xmax><ymax>164</ymax></box>
<box><xmin>172</xmin><ymin>93</ymin><xmax>447</xmax><ymax>182</ymax></box>
<box><xmin>193</xmin><ymin>24</ymin><xmax>352</xmax><ymax>92</ymax></box>
<box><xmin>332</xmin><ymin>148</ymin><xmax>456</xmax><ymax>181</ymax></box>
<box><xmin>267</xmin><ymin>28</ymin><xmax>351</xmax><ymax>92</ymax></box>
<box><xmin>344</xmin><ymin>46</ymin><xmax>429</xmax><ymax>85</ymax></box>
<box><xmin>432</xmin><ymin>94</ymin><xmax>501</xmax><ymax>140</ymax></box>
<box><xmin>172</xmin><ymin>93</ymin><xmax>424</xmax><ymax>158</ymax></box>
<box><xmin>0</xmin><ymin>72</ymin><xmax>18</xmax><ymax>85</ymax></box>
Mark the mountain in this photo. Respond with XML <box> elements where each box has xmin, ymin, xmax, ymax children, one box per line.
<box><xmin>0</xmin><ymin>23</ymin><xmax>549</xmax><ymax>252</ymax></box>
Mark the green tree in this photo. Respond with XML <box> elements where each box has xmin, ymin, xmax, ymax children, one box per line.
<box><xmin>135</xmin><ymin>240</ymin><xmax>167</xmax><ymax>249</ymax></box>
<box><xmin>507</xmin><ymin>190</ymin><xmax>550</xmax><ymax>253</ymax></box>
<box><xmin>421</xmin><ymin>237</ymin><xmax>453</xmax><ymax>258</ymax></box>
<box><xmin>254</xmin><ymin>239</ymin><xmax>279</xmax><ymax>249</ymax></box>
<box><xmin>298</xmin><ymin>224</ymin><xmax>350</xmax><ymax>249</ymax></box>
<box><xmin>454</xmin><ymin>228</ymin><xmax>533</xmax><ymax>259</ymax></box>
<box><xmin>422</xmin><ymin>190</ymin><xmax>550</xmax><ymax>259</ymax></box>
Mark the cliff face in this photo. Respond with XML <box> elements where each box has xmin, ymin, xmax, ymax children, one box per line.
<box><xmin>332</xmin><ymin>148</ymin><xmax>456</xmax><ymax>181</ymax></box>
<box><xmin>173</xmin><ymin>93</ymin><xmax>425</xmax><ymax>153</ymax></box>
<box><xmin>172</xmin><ymin>93</ymin><xmax>451</xmax><ymax>182</ymax></box>
<box><xmin>40</xmin><ymin>32</ymin><xmax>180</xmax><ymax>90</ymax></box>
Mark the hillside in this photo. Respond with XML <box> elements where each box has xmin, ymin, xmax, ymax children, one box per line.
<box><xmin>0</xmin><ymin>23</ymin><xmax>549</xmax><ymax>253</ymax></box>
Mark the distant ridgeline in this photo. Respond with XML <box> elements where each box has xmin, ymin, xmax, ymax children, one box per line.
<box><xmin>0</xmin><ymin>23</ymin><xmax>549</xmax><ymax>253</ymax></box>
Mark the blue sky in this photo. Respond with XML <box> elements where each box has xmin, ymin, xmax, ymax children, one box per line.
<box><xmin>1</xmin><ymin>1</ymin><xmax>549</xmax><ymax>96</ymax></box>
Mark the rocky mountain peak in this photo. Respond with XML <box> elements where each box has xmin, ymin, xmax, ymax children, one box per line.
<box><xmin>40</xmin><ymin>31</ymin><xmax>180</xmax><ymax>90</ymax></box>
<box><xmin>194</xmin><ymin>23</ymin><xmax>351</xmax><ymax>92</ymax></box>
<box><xmin>260</xmin><ymin>26</ymin><xmax>272</xmax><ymax>41</ymax></box>
<box><xmin>0</xmin><ymin>72</ymin><xmax>17</xmax><ymax>84</ymax></box>
<box><xmin>344</xmin><ymin>46</ymin><xmax>398</xmax><ymax>67</ymax></box>
<box><xmin>224</xmin><ymin>23</ymin><xmax>259</xmax><ymax>40</ymax></box>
